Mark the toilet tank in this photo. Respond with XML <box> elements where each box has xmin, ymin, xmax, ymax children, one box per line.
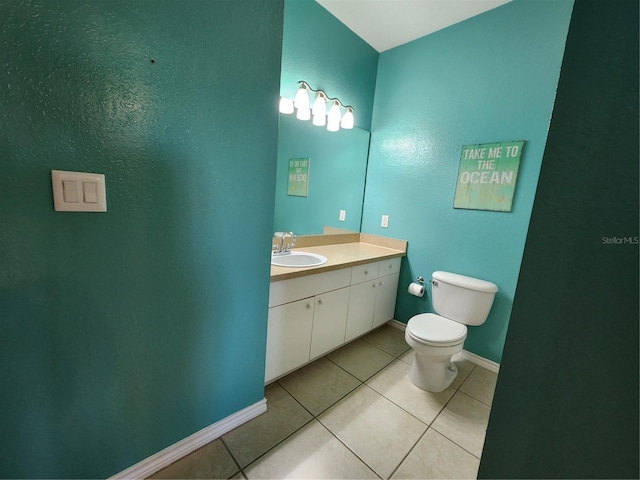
<box><xmin>431</xmin><ymin>271</ymin><xmax>498</xmax><ymax>326</ymax></box>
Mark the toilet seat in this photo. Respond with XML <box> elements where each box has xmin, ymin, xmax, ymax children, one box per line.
<box><xmin>407</xmin><ymin>313</ymin><xmax>467</xmax><ymax>347</ymax></box>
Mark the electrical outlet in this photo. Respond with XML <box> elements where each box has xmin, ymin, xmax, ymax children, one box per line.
<box><xmin>381</xmin><ymin>215</ymin><xmax>389</xmax><ymax>228</ymax></box>
<box><xmin>339</xmin><ymin>210</ymin><xmax>346</xmax><ymax>221</ymax></box>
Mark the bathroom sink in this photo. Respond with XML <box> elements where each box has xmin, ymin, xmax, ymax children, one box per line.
<box><xmin>271</xmin><ymin>251</ymin><xmax>328</xmax><ymax>268</ymax></box>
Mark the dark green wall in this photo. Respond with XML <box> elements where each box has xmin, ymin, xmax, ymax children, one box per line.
<box><xmin>478</xmin><ymin>0</ymin><xmax>639</xmax><ymax>477</ymax></box>
<box><xmin>0</xmin><ymin>0</ymin><xmax>283</xmax><ymax>477</ymax></box>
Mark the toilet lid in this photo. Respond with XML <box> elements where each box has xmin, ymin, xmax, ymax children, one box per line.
<box><xmin>407</xmin><ymin>313</ymin><xmax>467</xmax><ymax>346</ymax></box>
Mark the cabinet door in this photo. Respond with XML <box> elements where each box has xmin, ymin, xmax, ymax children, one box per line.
<box><xmin>345</xmin><ymin>280</ymin><xmax>376</xmax><ymax>342</ymax></box>
<box><xmin>373</xmin><ymin>273</ymin><xmax>400</xmax><ymax>328</ymax></box>
<box><xmin>265</xmin><ymin>298</ymin><xmax>314</xmax><ymax>383</ymax></box>
<box><xmin>310</xmin><ymin>287</ymin><xmax>350</xmax><ymax>359</ymax></box>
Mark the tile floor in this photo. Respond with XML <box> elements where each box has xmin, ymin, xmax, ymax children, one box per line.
<box><xmin>149</xmin><ymin>325</ymin><xmax>498</xmax><ymax>480</ymax></box>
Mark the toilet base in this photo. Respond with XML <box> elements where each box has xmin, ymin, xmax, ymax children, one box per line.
<box><xmin>409</xmin><ymin>352</ymin><xmax>458</xmax><ymax>392</ymax></box>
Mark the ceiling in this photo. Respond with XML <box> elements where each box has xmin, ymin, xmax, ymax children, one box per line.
<box><xmin>316</xmin><ymin>0</ymin><xmax>512</xmax><ymax>52</ymax></box>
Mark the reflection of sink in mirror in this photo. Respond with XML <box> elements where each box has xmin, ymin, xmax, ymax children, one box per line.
<box><xmin>273</xmin><ymin>114</ymin><xmax>370</xmax><ymax>235</ymax></box>
<box><xmin>271</xmin><ymin>251</ymin><xmax>328</xmax><ymax>268</ymax></box>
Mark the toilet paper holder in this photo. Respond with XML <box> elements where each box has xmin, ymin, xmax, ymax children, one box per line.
<box><xmin>416</xmin><ymin>276</ymin><xmax>425</xmax><ymax>284</ymax></box>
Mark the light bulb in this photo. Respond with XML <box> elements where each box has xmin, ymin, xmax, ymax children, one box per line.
<box><xmin>293</xmin><ymin>83</ymin><xmax>309</xmax><ymax>109</ymax></box>
<box><xmin>340</xmin><ymin>107</ymin><xmax>354</xmax><ymax>129</ymax></box>
<box><xmin>296</xmin><ymin>106</ymin><xmax>311</xmax><ymax>121</ymax></box>
<box><xmin>312</xmin><ymin>92</ymin><xmax>327</xmax><ymax>118</ymax></box>
<box><xmin>279</xmin><ymin>97</ymin><xmax>294</xmax><ymax>114</ymax></box>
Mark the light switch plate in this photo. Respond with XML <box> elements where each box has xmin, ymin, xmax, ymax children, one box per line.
<box><xmin>381</xmin><ymin>214</ymin><xmax>389</xmax><ymax>228</ymax></box>
<box><xmin>52</xmin><ymin>170</ymin><xmax>107</xmax><ymax>212</ymax></box>
<box><xmin>339</xmin><ymin>210</ymin><xmax>346</xmax><ymax>221</ymax></box>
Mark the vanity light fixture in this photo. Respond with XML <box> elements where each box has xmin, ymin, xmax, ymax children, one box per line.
<box><xmin>280</xmin><ymin>80</ymin><xmax>354</xmax><ymax>131</ymax></box>
<box><xmin>279</xmin><ymin>97</ymin><xmax>294</xmax><ymax>114</ymax></box>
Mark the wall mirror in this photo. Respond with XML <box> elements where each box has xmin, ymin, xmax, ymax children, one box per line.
<box><xmin>273</xmin><ymin>113</ymin><xmax>370</xmax><ymax>235</ymax></box>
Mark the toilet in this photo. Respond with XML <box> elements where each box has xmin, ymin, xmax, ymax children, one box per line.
<box><xmin>405</xmin><ymin>271</ymin><xmax>498</xmax><ymax>392</ymax></box>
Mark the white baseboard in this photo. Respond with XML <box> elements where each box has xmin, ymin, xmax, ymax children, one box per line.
<box><xmin>385</xmin><ymin>319</ymin><xmax>500</xmax><ymax>373</ymax></box>
<box><xmin>386</xmin><ymin>319</ymin><xmax>407</xmax><ymax>331</ymax></box>
<box><xmin>110</xmin><ymin>398</ymin><xmax>267</xmax><ymax>480</ymax></box>
<box><xmin>458</xmin><ymin>349</ymin><xmax>500</xmax><ymax>373</ymax></box>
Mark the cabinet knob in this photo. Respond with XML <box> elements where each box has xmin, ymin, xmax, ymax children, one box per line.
<box><xmin>372</xmin><ymin>283</ymin><xmax>376</xmax><ymax>288</ymax></box>
<box><xmin>306</xmin><ymin>303</ymin><xmax>312</xmax><ymax>309</ymax></box>
<box><xmin>318</xmin><ymin>299</ymin><xmax>323</xmax><ymax>305</ymax></box>
<box><xmin>364</xmin><ymin>270</ymin><xmax>368</xmax><ymax>275</ymax></box>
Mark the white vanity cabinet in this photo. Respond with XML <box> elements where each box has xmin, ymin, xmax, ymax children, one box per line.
<box><xmin>310</xmin><ymin>287</ymin><xmax>350</xmax><ymax>359</ymax></box>
<box><xmin>265</xmin><ymin>298</ymin><xmax>314</xmax><ymax>383</ymax></box>
<box><xmin>373</xmin><ymin>260</ymin><xmax>401</xmax><ymax>329</ymax></box>
<box><xmin>345</xmin><ymin>268</ymin><xmax>377</xmax><ymax>342</ymax></box>
<box><xmin>266</xmin><ymin>269</ymin><xmax>351</xmax><ymax>383</ymax></box>
<box><xmin>266</xmin><ymin>256</ymin><xmax>402</xmax><ymax>384</ymax></box>
<box><xmin>345</xmin><ymin>257</ymin><xmax>401</xmax><ymax>341</ymax></box>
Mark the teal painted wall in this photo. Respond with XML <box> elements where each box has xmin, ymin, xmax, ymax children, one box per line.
<box><xmin>0</xmin><ymin>1</ymin><xmax>283</xmax><ymax>478</ymax></box>
<box><xmin>273</xmin><ymin>115</ymin><xmax>370</xmax><ymax>234</ymax></box>
<box><xmin>362</xmin><ymin>0</ymin><xmax>574</xmax><ymax>362</ymax></box>
<box><xmin>479</xmin><ymin>0</ymin><xmax>639</xmax><ymax>476</ymax></box>
<box><xmin>280</xmin><ymin>0</ymin><xmax>378</xmax><ymax>131</ymax></box>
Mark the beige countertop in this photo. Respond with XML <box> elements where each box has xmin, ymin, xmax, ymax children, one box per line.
<box><xmin>270</xmin><ymin>241</ymin><xmax>406</xmax><ymax>282</ymax></box>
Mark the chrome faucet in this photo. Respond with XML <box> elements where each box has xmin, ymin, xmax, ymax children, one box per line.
<box><xmin>272</xmin><ymin>231</ymin><xmax>296</xmax><ymax>254</ymax></box>
<box><xmin>281</xmin><ymin>231</ymin><xmax>296</xmax><ymax>253</ymax></box>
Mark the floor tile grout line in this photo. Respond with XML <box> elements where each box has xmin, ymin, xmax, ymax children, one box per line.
<box><xmin>219</xmin><ymin>436</ymin><xmax>245</xmax><ymax>478</ymax></box>
<box><xmin>278</xmin><ymin>357</ymin><xmax>364</xmax><ymax>418</ymax></box>
<box><xmin>428</xmin><ymin>424</ymin><xmax>484</xmax><ymax>461</ymax></box>
<box><xmin>387</xmin><ymin>424</ymin><xmax>433</xmax><ymax>479</ymax></box>
<box><xmin>324</xmin><ymin>350</ymin><xmax>393</xmax><ymax>384</ymax></box>
<box><xmin>236</xmin><ymin>415</ymin><xmax>317</xmax><ymax>477</ymax></box>
<box><xmin>426</xmin><ymin>388</ymin><xmax>490</xmax><ymax>461</ymax></box>
<box><xmin>314</xmin><ymin>418</ymin><xmax>385</xmax><ymax>480</ymax></box>
<box><xmin>455</xmin><ymin>387</ymin><xmax>493</xmax><ymax>409</ymax></box>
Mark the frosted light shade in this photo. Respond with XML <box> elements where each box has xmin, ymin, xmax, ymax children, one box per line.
<box><xmin>327</xmin><ymin>117</ymin><xmax>340</xmax><ymax>132</ymax></box>
<box><xmin>312</xmin><ymin>93</ymin><xmax>327</xmax><ymax>117</ymax></box>
<box><xmin>293</xmin><ymin>84</ymin><xmax>309</xmax><ymax>109</ymax></box>
<box><xmin>327</xmin><ymin>101</ymin><xmax>341</xmax><ymax>124</ymax></box>
<box><xmin>296</xmin><ymin>106</ymin><xmax>311</xmax><ymax>121</ymax></box>
<box><xmin>279</xmin><ymin>97</ymin><xmax>294</xmax><ymax>114</ymax></box>
<box><xmin>312</xmin><ymin>113</ymin><xmax>326</xmax><ymax>126</ymax></box>
<box><xmin>340</xmin><ymin>107</ymin><xmax>354</xmax><ymax>129</ymax></box>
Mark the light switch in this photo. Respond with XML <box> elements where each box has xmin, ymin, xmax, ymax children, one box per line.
<box><xmin>83</xmin><ymin>181</ymin><xmax>98</xmax><ymax>203</ymax></box>
<box><xmin>63</xmin><ymin>180</ymin><xmax>79</xmax><ymax>203</ymax></box>
<box><xmin>381</xmin><ymin>215</ymin><xmax>389</xmax><ymax>228</ymax></box>
<box><xmin>52</xmin><ymin>170</ymin><xmax>107</xmax><ymax>212</ymax></box>
<box><xmin>339</xmin><ymin>210</ymin><xmax>346</xmax><ymax>221</ymax></box>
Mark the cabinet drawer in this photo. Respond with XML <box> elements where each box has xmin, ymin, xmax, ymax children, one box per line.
<box><xmin>350</xmin><ymin>262</ymin><xmax>379</xmax><ymax>285</ymax></box>
<box><xmin>269</xmin><ymin>268</ymin><xmax>352</xmax><ymax>308</ymax></box>
<box><xmin>379</xmin><ymin>257</ymin><xmax>401</xmax><ymax>276</ymax></box>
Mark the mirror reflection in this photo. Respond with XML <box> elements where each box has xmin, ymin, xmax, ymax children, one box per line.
<box><xmin>273</xmin><ymin>113</ymin><xmax>370</xmax><ymax>235</ymax></box>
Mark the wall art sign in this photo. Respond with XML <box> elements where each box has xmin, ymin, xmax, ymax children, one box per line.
<box><xmin>287</xmin><ymin>157</ymin><xmax>310</xmax><ymax>197</ymax></box>
<box><xmin>453</xmin><ymin>140</ymin><xmax>524</xmax><ymax>212</ymax></box>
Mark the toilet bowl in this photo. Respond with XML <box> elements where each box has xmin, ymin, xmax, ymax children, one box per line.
<box><xmin>405</xmin><ymin>313</ymin><xmax>467</xmax><ymax>391</ymax></box>
<box><xmin>405</xmin><ymin>271</ymin><xmax>497</xmax><ymax>392</ymax></box>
